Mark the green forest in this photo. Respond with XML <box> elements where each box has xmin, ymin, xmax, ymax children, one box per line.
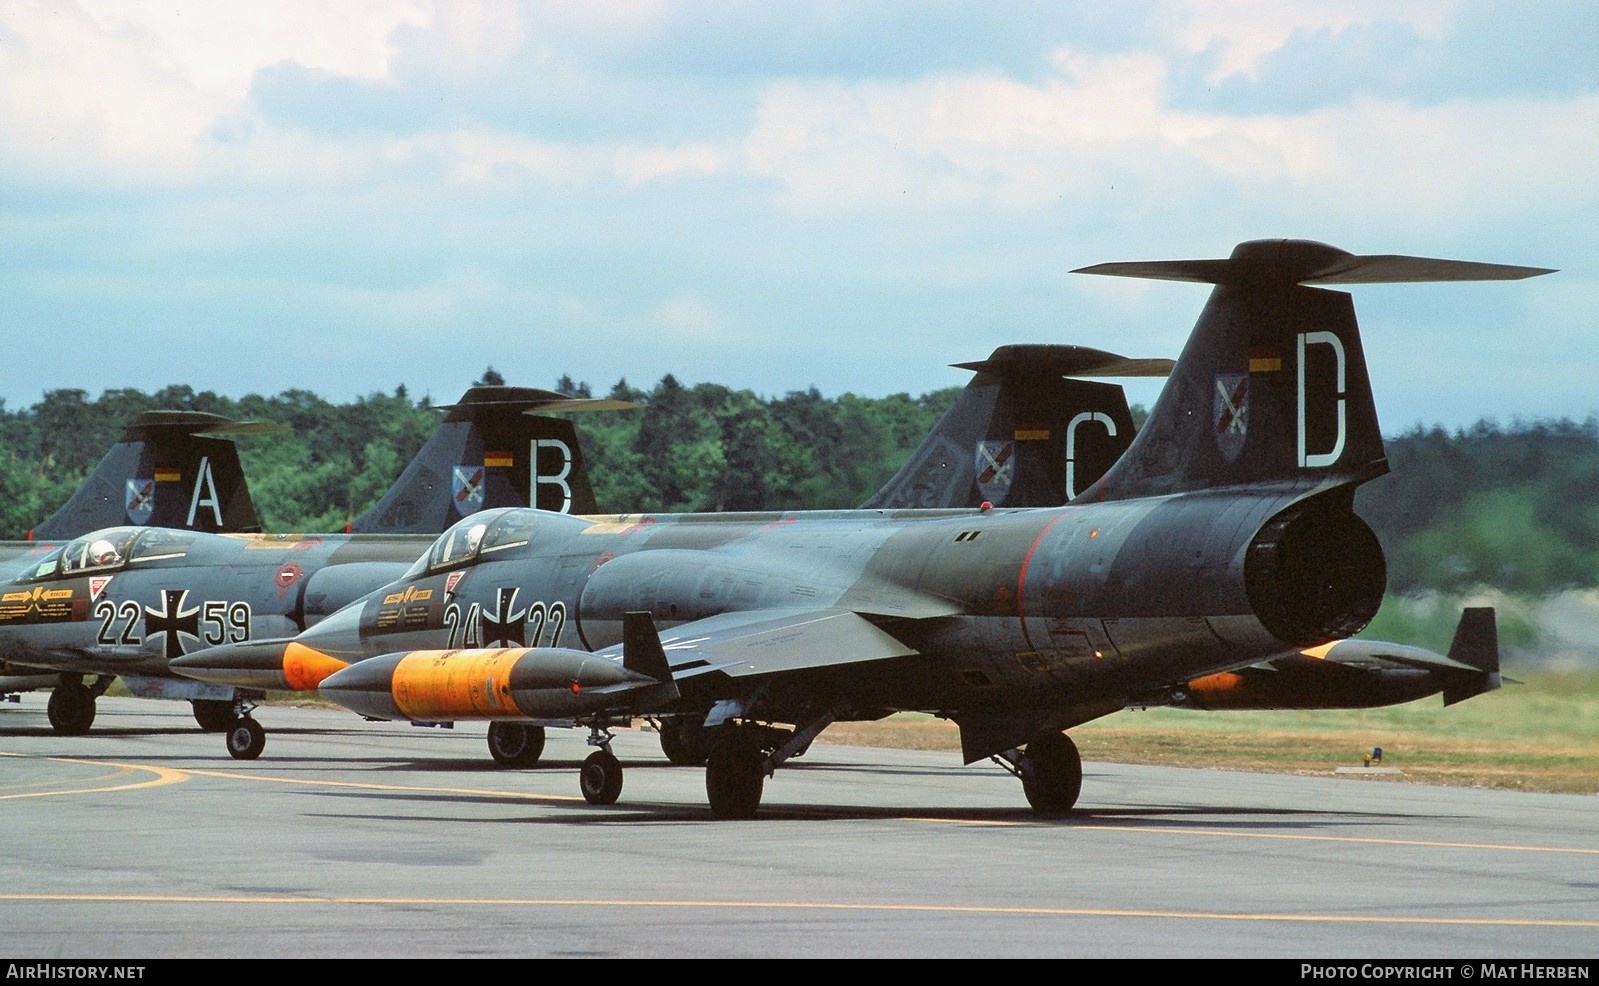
<box><xmin>2</xmin><ymin>369</ymin><xmax>1596</xmax><ymax>659</ymax></box>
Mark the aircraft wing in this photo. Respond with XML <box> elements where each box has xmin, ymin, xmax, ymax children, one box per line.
<box><xmin>657</xmin><ymin>608</ymin><xmax>919</xmax><ymax>680</ymax></box>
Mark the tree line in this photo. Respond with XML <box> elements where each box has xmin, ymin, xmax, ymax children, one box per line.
<box><xmin>2</xmin><ymin>374</ymin><xmax>1595</xmax><ymax>596</ymax></box>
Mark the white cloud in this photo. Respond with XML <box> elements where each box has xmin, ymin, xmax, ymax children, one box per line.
<box><xmin>0</xmin><ymin>0</ymin><xmax>433</xmax><ymax>182</ymax></box>
<box><xmin>741</xmin><ymin>47</ymin><xmax>1598</xmax><ymax>241</ymax></box>
<box><xmin>1157</xmin><ymin>0</ymin><xmax>1454</xmax><ymax>83</ymax></box>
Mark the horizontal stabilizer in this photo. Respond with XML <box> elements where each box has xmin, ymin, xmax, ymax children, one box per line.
<box><xmin>951</xmin><ymin>344</ymin><xmax>1173</xmax><ymax>378</ymax></box>
<box><xmin>120</xmin><ymin>410</ymin><xmax>288</xmax><ymax>439</ymax></box>
<box><xmin>1073</xmin><ymin>240</ymin><xmax>1556</xmax><ymax>286</ymax></box>
<box><xmin>434</xmin><ymin>386</ymin><xmax>640</xmax><ymax>416</ymax></box>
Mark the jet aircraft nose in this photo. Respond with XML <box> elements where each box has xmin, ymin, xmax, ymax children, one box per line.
<box><xmin>290</xmin><ymin>602</ymin><xmax>373</xmax><ymax>664</ymax></box>
<box><xmin>318</xmin><ymin>654</ymin><xmax>407</xmax><ymax>721</ymax></box>
<box><xmin>170</xmin><ymin>637</ymin><xmax>351</xmax><ymax>691</ymax></box>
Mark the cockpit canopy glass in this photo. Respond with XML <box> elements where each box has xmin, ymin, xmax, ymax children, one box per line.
<box><xmin>19</xmin><ymin>526</ymin><xmax>199</xmax><ymax>582</ymax></box>
<box><xmin>404</xmin><ymin>508</ymin><xmax>535</xmax><ymax>579</ymax></box>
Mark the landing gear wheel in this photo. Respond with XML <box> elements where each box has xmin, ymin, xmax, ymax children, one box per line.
<box><xmin>658</xmin><ymin>716</ymin><xmax>710</xmax><ymax>766</ymax></box>
<box><xmin>1021</xmin><ymin>732</ymin><xmax>1082</xmax><ymax>815</ymax></box>
<box><xmin>47</xmin><ymin>680</ymin><xmax>96</xmax><ymax>735</ymax></box>
<box><xmin>705</xmin><ymin>734</ymin><xmax>765</xmax><ymax>820</ymax></box>
<box><xmin>487</xmin><ymin>721</ymin><xmax>547</xmax><ymax>767</ymax></box>
<box><xmin>579</xmin><ymin>750</ymin><xmax>624</xmax><ymax>805</ymax></box>
<box><xmin>191</xmin><ymin>699</ymin><xmax>235</xmax><ymax>732</ymax></box>
<box><xmin>225</xmin><ymin>717</ymin><xmax>266</xmax><ymax>760</ymax></box>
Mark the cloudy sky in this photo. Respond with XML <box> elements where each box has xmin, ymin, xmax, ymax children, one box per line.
<box><xmin>1</xmin><ymin>1</ymin><xmax>1592</xmax><ymax>433</ymax></box>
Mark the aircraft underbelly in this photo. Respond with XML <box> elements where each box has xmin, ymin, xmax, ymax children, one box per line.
<box><xmin>906</xmin><ymin>612</ymin><xmax>1272</xmax><ymax>710</ymax></box>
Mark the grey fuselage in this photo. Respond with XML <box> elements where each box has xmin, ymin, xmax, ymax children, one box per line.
<box><xmin>300</xmin><ymin>479</ymin><xmax>1378</xmax><ymax>760</ymax></box>
<box><xmin>0</xmin><ymin>528</ymin><xmax>429</xmax><ymax>688</ymax></box>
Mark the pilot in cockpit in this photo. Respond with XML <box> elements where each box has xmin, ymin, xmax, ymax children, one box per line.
<box><xmin>90</xmin><ymin>538</ymin><xmax>121</xmax><ymax>566</ymax></box>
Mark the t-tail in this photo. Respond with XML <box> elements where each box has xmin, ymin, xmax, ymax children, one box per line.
<box><xmin>30</xmin><ymin>410</ymin><xmax>280</xmax><ymax>540</ymax></box>
<box><xmin>861</xmin><ymin>344</ymin><xmax>1171</xmax><ymax>509</ymax></box>
<box><xmin>348</xmin><ymin>386</ymin><xmax>639</xmax><ymax>533</ymax></box>
<box><xmin>1072</xmin><ymin>239</ymin><xmax>1555</xmax><ymax>502</ymax></box>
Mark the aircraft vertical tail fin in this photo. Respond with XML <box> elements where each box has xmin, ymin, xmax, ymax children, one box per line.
<box><xmin>1071</xmin><ymin>240</ymin><xmax>1554</xmax><ymax>502</ymax></box>
<box><xmin>349</xmin><ymin>386</ymin><xmax>639</xmax><ymax>533</ymax></box>
<box><xmin>30</xmin><ymin>411</ymin><xmax>280</xmax><ymax>540</ymax></box>
<box><xmin>1442</xmin><ymin>606</ymin><xmax>1503</xmax><ymax>705</ymax></box>
<box><xmin>860</xmin><ymin>345</ymin><xmax>1170</xmax><ymax>509</ymax></box>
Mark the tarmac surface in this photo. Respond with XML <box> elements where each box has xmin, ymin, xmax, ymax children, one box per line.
<box><xmin>2</xmin><ymin>694</ymin><xmax>1595</xmax><ymax>959</ymax></box>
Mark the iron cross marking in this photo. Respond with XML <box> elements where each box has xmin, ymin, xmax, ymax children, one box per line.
<box><xmin>144</xmin><ymin>588</ymin><xmax>201</xmax><ymax>659</ymax></box>
<box><xmin>480</xmin><ymin>586</ymin><xmax>527</xmax><ymax>647</ymax></box>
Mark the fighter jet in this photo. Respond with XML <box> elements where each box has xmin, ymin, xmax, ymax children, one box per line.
<box><xmin>170</xmin><ymin>343</ymin><xmax>1170</xmax><ymax>768</ymax></box>
<box><xmin>866</xmin><ymin>347</ymin><xmax>1505</xmax><ymax>723</ymax></box>
<box><xmin>0</xmin><ymin>386</ymin><xmax>634</xmax><ymax>747</ymax></box>
<box><xmin>207</xmin><ymin>238</ymin><xmax>1547</xmax><ymax>818</ymax></box>
<box><xmin>1</xmin><ymin>409</ymin><xmax>280</xmax><ymax>706</ymax></box>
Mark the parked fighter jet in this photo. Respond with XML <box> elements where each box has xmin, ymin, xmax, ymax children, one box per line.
<box><xmin>0</xmin><ymin>386</ymin><xmax>633</xmax><ymax>745</ymax></box>
<box><xmin>201</xmin><ymin>239</ymin><xmax>1547</xmax><ymax>818</ymax></box>
<box><xmin>170</xmin><ymin>344</ymin><xmax>1170</xmax><ymax>767</ymax></box>
<box><xmin>2</xmin><ymin>409</ymin><xmax>280</xmax><ymax>706</ymax></box>
<box><xmin>864</xmin><ymin>347</ymin><xmax>1504</xmax><ymax>722</ymax></box>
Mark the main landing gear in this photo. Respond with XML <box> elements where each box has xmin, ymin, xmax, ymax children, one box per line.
<box><xmin>655</xmin><ymin>714</ymin><xmax>711</xmax><ymax>766</ymax></box>
<box><xmin>191</xmin><ymin>699</ymin><xmax>235</xmax><ymax>732</ymax></box>
<box><xmin>704</xmin><ymin>725</ymin><xmax>772</xmax><ymax>819</ymax></box>
<box><xmin>45</xmin><ymin>674</ymin><xmax>113</xmax><ymax>735</ymax></box>
<box><xmin>702</xmin><ymin>720</ymin><xmax>814</xmax><ymax>820</ymax></box>
<box><xmin>487</xmin><ymin>721</ymin><xmax>547</xmax><ymax>767</ymax></box>
<box><xmin>556</xmin><ymin>717</ymin><xmax>1082</xmax><ymax>819</ymax></box>
<box><xmin>572</xmin><ymin>715</ymin><xmax>764</xmax><ymax>807</ymax></box>
<box><xmin>993</xmin><ymin>731</ymin><xmax>1083</xmax><ymax>815</ymax></box>
<box><xmin>565</xmin><ymin>715</ymin><xmax>814</xmax><ymax>818</ymax></box>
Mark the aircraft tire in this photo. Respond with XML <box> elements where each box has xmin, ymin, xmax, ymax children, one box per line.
<box><xmin>487</xmin><ymin>721</ymin><xmax>547</xmax><ymax>767</ymax></box>
<box><xmin>1020</xmin><ymin>732</ymin><xmax>1082</xmax><ymax>815</ymax></box>
<box><xmin>191</xmin><ymin>699</ymin><xmax>236</xmax><ymax>733</ymax></box>
<box><xmin>46</xmin><ymin>681</ymin><xmax>96</xmax><ymax>735</ymax></box>
<box><xmin>226</xmin><ymin>717</ymin><xmax>266</xmax><ymax>761</ymax></box>
<box><xmin>705</xmin><ymin>734</ymin><xmax>764</xmax><ymax>820</ymax></box>
<box><xmin>579</xmin><ymin>750</ymin><xmax>623</xmax><ymax>805</ymax></box>
<box><xmin>658</xmin><ymin>715</ymin><xmax>711</xmax><ymax>766</ymax></box>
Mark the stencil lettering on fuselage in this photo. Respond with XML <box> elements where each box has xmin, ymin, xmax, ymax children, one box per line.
<box><xmin>126</xmin><ymin>588</ymin><xmax>252</xmax><ymax>657</ymax></box>
<box><xmin>442</xmin><ymin>595</ymin><xmax>566</xmax><ymax>650</ymax></box>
